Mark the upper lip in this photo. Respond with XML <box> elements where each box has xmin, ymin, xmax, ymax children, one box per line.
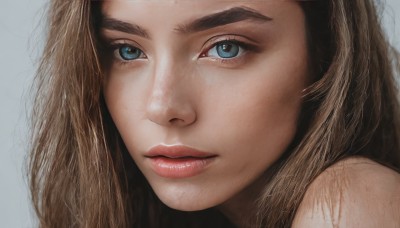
<box><xmin>145</xmin><ymin>145</ymin><xmax>216</xmax><ymax>159</ymax></box>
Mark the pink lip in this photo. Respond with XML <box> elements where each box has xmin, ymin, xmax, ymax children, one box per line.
<box><xmin>145</xmin><ymin>145</ymin><xmax>216</xmax><ymax>178</ymax></box>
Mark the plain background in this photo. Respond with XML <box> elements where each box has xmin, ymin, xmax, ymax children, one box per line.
<box><xmin>0</xmin><ymin>1</ymin><xmax>399</xmax><ymax>227</ymax></box>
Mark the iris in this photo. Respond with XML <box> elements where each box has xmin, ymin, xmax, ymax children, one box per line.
<box><xmin>119</xmin><ymin>45</ymin><xmax>142</xmax><ymax>60</ymax></box>
<box><xmin>215</xmin><ymin>41</ymin><xmax>240</xmax><ymax>58</ymax></box>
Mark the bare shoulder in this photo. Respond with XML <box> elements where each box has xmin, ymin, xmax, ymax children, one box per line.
<box><xmin>292</xmin><ymin>157</ymin><xmax>400</xmax><ymax>228</ymax></box>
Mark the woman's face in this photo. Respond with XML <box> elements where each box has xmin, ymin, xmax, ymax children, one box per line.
<box><xmin>102</xmin><ymin>1</ymin><xmax>309</xmax><ymax>211</ymax></box>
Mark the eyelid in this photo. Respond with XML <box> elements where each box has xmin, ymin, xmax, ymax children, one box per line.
<box><xmin>105</xmin><ymin>39</ymin><xmax>147</xmax><ymax>64</ymax></box>
<box><xmin>199</xmin><ymin>34</ymin><xmax>261</xmax><ymax>58</ymax></box>
<box><xmin>112</xmin><ymin>43</ymin><xmax>146</xmax><ymax>58</ymax></box>
<box><xmin>103</xmin><ymin>36</ymin><xmax>139</xmax><ymax>47</ymax></box>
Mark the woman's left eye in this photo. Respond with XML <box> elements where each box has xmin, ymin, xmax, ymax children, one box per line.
<box><xmin>204</xmin><ymin>41</ymin><xmax>245</xmax><ymax>59</ymax></box>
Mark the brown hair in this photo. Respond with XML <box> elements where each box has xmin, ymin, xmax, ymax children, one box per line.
<box><xmin>257</xmin><ymin>1</ymin><xmax>400</xmax><ymax>226</ymax></box>
<box><xmin>29</xmin><ymin>0</ymin><xmax>400</xmax><ymax>227</ymax></box>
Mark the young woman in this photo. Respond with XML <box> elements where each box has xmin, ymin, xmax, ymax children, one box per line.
<box><xmin>29</xmin><ymin>0</ymin><xmax>400</xmax><ymax>227</ymax></box>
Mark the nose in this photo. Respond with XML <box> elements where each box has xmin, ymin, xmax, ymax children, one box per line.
<box><xmin>145</xmin><ymin>62</ymin><xmax>197</xmax><ymax>128</ymax></box>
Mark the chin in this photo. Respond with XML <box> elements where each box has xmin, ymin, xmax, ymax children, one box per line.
<box><xmin>162</xmin><ymin>200</ymin><xmax>210</xmax><ymax>212</ymax></box>
<box><xmin>151</xmin><ymin>184</ymin><xmax>223</xmax><ymax>212</ymax></box>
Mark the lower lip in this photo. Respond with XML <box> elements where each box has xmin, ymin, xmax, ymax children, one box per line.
<box><xmin>148</xmin><ymin>156</ymin><xmax>215</xmax><ymax>178</ymax></box>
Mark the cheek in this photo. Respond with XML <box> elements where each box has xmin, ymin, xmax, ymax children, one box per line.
<box><xmin>209</xmin><ymin>84</ymin><xmax>302</xmax><ymax>162</ymax></box>
<box><xmin>198</xmin><ymin>51</ymin><xmax>308</xmax><ymax>167</ymax></box>
<box><xmin>102</xmin><ymin>71</ymin><xmax>148</xmax><ymax>147</ymax></box>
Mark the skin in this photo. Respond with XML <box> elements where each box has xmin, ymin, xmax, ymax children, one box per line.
<box><xmin>292</xmin><ymin>157</ymin><xmax>400</xmax><ymax>227</ymax></box>
<box><xmin>100</xmin><ymin>1</ymin><xmax>400</xmax><ymax>227</ymax></box>
<box><xmin>101</xmin><ymin>0</ymin><xmax>309</xmax><ymax>226</ymax></box>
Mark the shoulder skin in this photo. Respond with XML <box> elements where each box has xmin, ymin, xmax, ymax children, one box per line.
<box><xmin>292</xmin><ymin>157</ymin><xmax>400</xmax><ymax>228</ymax></box>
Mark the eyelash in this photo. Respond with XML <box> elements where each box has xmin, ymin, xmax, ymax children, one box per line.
<box><xmin>199</xmin><ymin>37</ymin><xmax>259</xmax><ymax>65</ymax></box>
<box><xmin>107</xmin><ymin>42</ymin><xmax>147</xmax><ymax>66</ymax></box>
<box><xmin>107</xmin><ymin>36</ymin><xmax>259</xmax><ymax>66</ymax></box>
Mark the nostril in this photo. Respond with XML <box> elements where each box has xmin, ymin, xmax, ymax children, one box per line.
<box><xmin>168</xmin><ymin>115</ymin><xmax>197</xmax><ymax>127</ymax></box>
<box><xmin>169</xmin><ymin>118</ymin><xmax>181</xmax><ymax>124</ymax></box>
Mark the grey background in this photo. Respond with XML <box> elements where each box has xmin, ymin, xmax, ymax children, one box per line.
<box><xmin>0</xmin><ymin>1</ymin><xmax>399</xmax><ymax>227</ymax></box>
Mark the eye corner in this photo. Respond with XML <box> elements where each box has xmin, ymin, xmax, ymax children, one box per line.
<box><xmin>198</xmin><ymin>51</ymin><xmax>208</xmax><ymax>59</ymax></box>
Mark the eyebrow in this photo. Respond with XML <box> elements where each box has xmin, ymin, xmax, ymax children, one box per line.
<box><xmin>176</xmin><ymin>7</ymin><xmax>272</xmax><ymax>33</ymax></box>
<box><xmin>101</xmin><ymin>16</ymin><xmax>150</xmax><ymax>39</ymax></box>
<box><xmin>100</xmin><ymin>7</ymin><xmax>272</xmax><ymax>39</ymax></box>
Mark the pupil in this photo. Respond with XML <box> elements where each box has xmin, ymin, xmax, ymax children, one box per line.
<box><xmin>221</xmin><ymin>44</ymin><xmax>232</xmax><ymax>52</ymax></box>
<box><xmin>125</xmin><ymin>47</ymin><xmax>135</xmax><ymax>54</ymax></box>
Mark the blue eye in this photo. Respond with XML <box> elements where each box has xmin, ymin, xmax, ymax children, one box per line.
<box><xmin>208</xmin><ymin>41</ymin><xmax>242</xmax><ymax>59</ymax></box>
<box><xmin>116</xmin><ymin>45</ymin><xmax>144</xmax><ymax>61</ymax></box>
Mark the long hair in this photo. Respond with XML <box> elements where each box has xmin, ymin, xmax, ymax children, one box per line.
<box><xmin>29</xmin><ymin>0</ymin><xmax>400</xmax><ymax>227</ymax></box>
<box><xmin>257</xmin><ymin>1</ymin><xmax>400</xmax><ymax>227</ymax></box>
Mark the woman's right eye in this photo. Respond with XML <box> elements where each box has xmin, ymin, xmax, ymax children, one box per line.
<box><xmin>113</xmin><ymin>44</ymin><xmax>146</xmax><ymax>61</ymax></box>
